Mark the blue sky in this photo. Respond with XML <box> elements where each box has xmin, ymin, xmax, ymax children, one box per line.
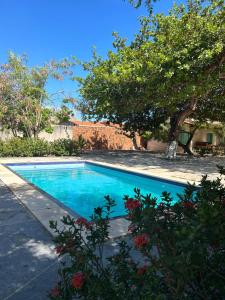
<box><xmin>0</xmin><ymin>0</ymin><xmax>183</xmax><ymax>117</ymax></box>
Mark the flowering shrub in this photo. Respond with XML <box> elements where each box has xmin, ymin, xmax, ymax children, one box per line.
<box><xmin>49</xmin><ymin>168</ymin><xmax>225</xmax><ymax>300</ymax></box>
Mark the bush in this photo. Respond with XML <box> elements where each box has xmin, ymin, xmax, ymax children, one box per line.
<box><xmin>75</xmin><ymin>135</ymin><xmax>87</xmax><ymax>153</ymax></box>
<box><xmin>27</xmin><ymin>138</ymin><xmax>50</xmax><ymax>156</ymax></box>
<box><xmin>49</xmin><ymin>167</ymin><xmax>225</xmax><ymax>300</ymax></box>
<box><xmin>0</xmin><ymin>138</ymin><xmax>49</xmax><ymax>157</ymax></box>
<box><xmin>50</xmin><ymin>139</ymin><xmax>79</xmax><ymax>156</ymax></box>
<box><xmin>0</xmin><ymin>136</ymin><xmax>86</xmax><ymax>157</ymax></box>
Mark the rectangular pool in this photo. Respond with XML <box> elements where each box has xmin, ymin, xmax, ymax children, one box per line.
<box><xmin>7</xmin><ymin>162</ymin><xmax>185</xmax><ymax>219</ymax></box>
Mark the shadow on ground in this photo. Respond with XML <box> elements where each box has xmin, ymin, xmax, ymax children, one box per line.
<box><xmin>83</xmin><ymin>151</ymin><xmax>223</xmax><ymax>180</ymax></box>
<box><xmin>0</xmin><ymin>181</ymin><xmax>59</xmax><ymax>300</ymax></box>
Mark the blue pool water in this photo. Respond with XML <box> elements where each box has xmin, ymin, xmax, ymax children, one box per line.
<box><xmin>8</xmin><ymin>162</ymin><xmax>185</xmax><ymax>219</ymax></box>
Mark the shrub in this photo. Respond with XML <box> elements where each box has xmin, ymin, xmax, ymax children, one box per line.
<box><xmin>27</xmin><ymin>138</ymin><xmax>50</xmax><ymax>156</ymax></box>
<box><xmin>0</xmin><ymin>136</ymin><xmax>86</xmax><ymax>157</ymax></box>
<box><xmin>0</xmin><ymin>138</ymin><xmax>49</xmax><ymax>157</ymax></box>
<box><xmin>50</xmin><ymin>139</ymin><xmax>79</xmax><ymax>156</ymax></box>
<box><xmin>76</xmin><ymin>134</ymin><xmax>87</xmax><ymax>153</ymax></box>
<box><xmin>49</xmin><ymin>168</ymin><xmax>225</xmax><ymax>300</ymax></box>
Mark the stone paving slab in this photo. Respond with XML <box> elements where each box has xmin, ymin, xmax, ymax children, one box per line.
<box><xmin>0</xmin><ymin>180</ymin><xmax>60</xmax><ymax>300</ymax></box>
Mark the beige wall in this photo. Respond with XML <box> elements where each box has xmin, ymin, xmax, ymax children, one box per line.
<box><xmin>39</xmin><ymin>125</ymin><xmax>73</xmax><ymax>141</ymax></box>
<box><xmin>0</xmin><ymin>128</ymin><xmax>16</xmax><ymax>140</ymax></box>
<box><xmin>0</xmin><ymin>125</ymin><xmax>73</xmax><ymax>141</ymax></box>
<box><xmin>147</xmin><ymin>125</ymin><xmax>222</xmax><ymax>153</ymax></box>
<box><xmin>147</xmin><ymin>139</ymin><xmax>184</xmax><ymax>153</ymax></box>
<box><xmin>192</xmin><ymin>128</ymin><xmax>219</xmax><ymax>146</ymax></box>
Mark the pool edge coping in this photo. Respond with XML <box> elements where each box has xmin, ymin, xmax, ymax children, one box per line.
<box><xmin>0</xmin><ymin>159</ymin><xmax>190</xmax><ymax>239</ymax></box>
<box><xmin>0</xmin><ymin>160</ymin><xmax>132</xmax><ymax>239</ymax></box>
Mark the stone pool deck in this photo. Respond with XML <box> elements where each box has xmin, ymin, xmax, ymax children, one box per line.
<box><xmin>0</xmin><ymin>152</ymin><xmax>224</xmax><ymax>299</ymax></box>
<box><xmin>1</xmin><ymin>151</ymin><xmax>223</xmax><ymax>183</ymax></box>
<box><xmin>0</xmin><ymin>180</ymin><xmax>59</xmax><ymax>300</ymax></box>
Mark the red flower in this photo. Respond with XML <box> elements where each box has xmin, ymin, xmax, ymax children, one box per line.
<box><xmin>55</xmin><ymin>246</ymin><xmax>63</xmax><ymax>255</ymax></box>
<box><xmin>137</xmin><ymin>265</ymin><xmax>148</xmax><ymax>276</ymax></box>
<box><xmin>133</xmin><ymin>234</ymin><xmax>150</xmax><ymax>249</ymax></box>
<box><xmin>50</xmin><ymin>286</ymin><xmax>60</xmax><ymax>297</ymax></box>
<box><xmin>125</xmin><ymin>199</ymin><xmax>141</xmax><ymax>210</ymax></box>
<box><xmin>75</xmin><ymin>217</ymin><xmax>91</xmax><ymax>229</ymax></box>
<box><xmin>183</xmin><ymin>202</ymin><xmax>195</xmax><ymax>209</ymax></box>
<box><xmin>71</xmin><ymin>271</ymin><xmax>85</xmax><ymax>289</ymax></box>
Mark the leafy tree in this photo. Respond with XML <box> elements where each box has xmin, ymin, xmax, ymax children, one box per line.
<box><xmin>77</xmin><ymin>0</ymin><xmax>225</xmax><ymax>158</ymax></box>
<box><xmin>0</xmin><ymin>52</ymin><xmax>74</xmax><ymax>138</ymax></box>
<box><xmin>127</xmin><ymin>0</ymin><xmax>158</xmax><ymax>13</ymax></box>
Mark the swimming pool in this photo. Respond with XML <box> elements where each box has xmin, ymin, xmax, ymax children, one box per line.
<box><xmin>7</xmin><ymin>162</ymin><xmax>186</xmax><ymax>219</ymax></box>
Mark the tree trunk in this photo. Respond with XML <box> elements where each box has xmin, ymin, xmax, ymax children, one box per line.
<box><xmin>11</xmin><ymin>128</ymin><xmax>18</xmax><ymax>137</ymax></box>
<box><xmin>178</xmin><ymin>126</ymin><xmax>198</xmax><ymax>156</ymax></box>
<box><xmin>33</xmin><ymin>129</ymin><xmax>38</xmax><ymax>139</ymax></box>
<box><xmin>131</xmin><ymin>134</ymin><xmax>139</xmax><ymax>150</ymax></box>
<box><xmin>178</xmin><ymin>141</ymin><xmax>193</xmax><ymax>155</ymax></box>
<box><xmin>166</xmin><ymin>140</ymin><xmax>178</xmax><ymax>159</ymax></box>
<box><xmin>165</xmin><ymin>99</ymin><xmax>198</xmax><ymax>159</ymax></box>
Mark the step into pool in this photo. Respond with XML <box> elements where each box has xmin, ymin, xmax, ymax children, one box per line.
<box><xmin>7</xmin><ymin>162</ymin><xmax>186</xmax><ymax>219</ymax></box>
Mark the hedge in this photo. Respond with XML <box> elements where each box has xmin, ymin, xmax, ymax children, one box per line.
<box><xmin>0</xmin><ymin>136</ymin><xmax>86</xmax><ymax>157</ymax></box>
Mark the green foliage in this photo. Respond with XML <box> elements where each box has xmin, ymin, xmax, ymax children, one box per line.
<box><xmin>55</xmin><ymin>105</ymin><xmax>74</xmax><ymax>124</ymax></box>
<box><xmin>127</xmin><ymin>0</ymin><xmax>158</xmax><ymax>14</ymax></box>
<box><xmin>50</xmin><ymin>139</ymin><xmax>79</xmax><ymax>156</ymax></box>
<box><xmin>49</xmin><ymin>168</ymin><xmax>225</xmax><ymax>300</ymax></box>
<box><xmin>0</xmin><ymin>136</ymin><xmax>86</xmax><ymax>157</ymax></box>
<box><xmin>75</xmin><ymin>134</ymin><xmax>87</xmax><ymax>152</ymax></box>
<box><xmin>50</xmin><ymin>136</ymin><xmax>87</xmax><ymax>156</ymax></box>
<box><xmin>0</xmin><ymin>52</ymin><xmax>75</xmax><ymax>138</ymax></box>
<box><xmin>0</xmin><ymin>138</ymin><xmax>49</xmax><ymax>157</ymax></box>
<box><xmin>77</xmin><ymin>0</ymin><xmax>225</xmax><ymax>153</ymax></box>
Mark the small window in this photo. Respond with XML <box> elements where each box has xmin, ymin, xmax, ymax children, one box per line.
<box><xmin>207</xmin><ymin>133</ymin><xmax>213</xmax><ymax>144</ymax></box>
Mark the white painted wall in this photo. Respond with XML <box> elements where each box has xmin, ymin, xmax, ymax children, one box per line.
<box><xmin>0</xmin><ymin>125</ymin><xmax>73</xmax><ymax>141</ymax></box>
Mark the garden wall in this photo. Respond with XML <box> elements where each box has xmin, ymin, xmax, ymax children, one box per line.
<box><xmin>72</xmin><ymin>121</ymin><xmax>137</xmax><ymax>150</ymax></box>
<box><xmin>0</xmin><ymin>125</ymin><xmax>73</xmax><ymax>141</ymax></box>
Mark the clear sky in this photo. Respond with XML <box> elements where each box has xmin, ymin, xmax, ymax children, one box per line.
<box><xmin>0</xmin><ymin>0</ymin><xmax>184</xmax><ymax>117</ymax></box>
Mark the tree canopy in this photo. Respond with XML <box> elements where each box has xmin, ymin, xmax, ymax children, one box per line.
<box><xmin>0</xmin><ymin>52</ymin><xmax>74</xmax><ymax>138</ymax></box>
<box><xmin>77</xmin><ymin>0</ymin><xmax>225</xmax><ymax>156</ymax></box>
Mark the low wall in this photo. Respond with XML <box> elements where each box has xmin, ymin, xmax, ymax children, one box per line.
<box><xmin>73</xmin><ymin>125</ymin><xmax>137</xmax><ymax>150</ymax></box>
<box><xmin>39</xmin><ymin>125</ymin><xmax>73</xmax><ymax>141</ymax></box>
<box><xmin>147</xmin><ymin>139</ymin><xmax>184</xmax><ymax>153</ymax></box>
<box><xmin>0</xmin><ymin>128</ymin><xmax>14</xmax><ymax>140</ymax></box>
<box><xmin>0</xmin><ymin>125</ymin><xmax>73</xmax><ymax>141</ymax></box>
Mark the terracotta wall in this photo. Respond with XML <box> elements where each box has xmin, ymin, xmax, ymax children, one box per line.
<box><xmin>73</xmin><ymin>125</ymin><xmax>138</xmax><ymax>150</ymax></box>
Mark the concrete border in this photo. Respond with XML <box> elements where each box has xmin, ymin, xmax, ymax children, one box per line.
<box><xmin>0</xmin><ymin>158</ymin><xmax>188</xmax><ymax>239</ymax></box>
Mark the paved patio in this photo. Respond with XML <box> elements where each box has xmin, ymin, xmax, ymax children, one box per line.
<box><xmin>0</xmin><ymin>151</ymin><xmax>224</xmax><ymax>299</ymax></box>
<box><xmin>0</xmin><ymin>180</ymin><xmax>59</xmax><ymax>300</ymax></box>
<box><xmin>82</xmin><ymin>151</ymin><xmax>224</xmax><ymax>183</ymax></box>
<box><xmin>0</xmin><ymin>179</ymin><xmax>135</xmax><ymax>300</ymax></box>
<box><xmin>1</xmin><ymin>151</ymin><xmax>223</xmax><ymax>183</ymax></box>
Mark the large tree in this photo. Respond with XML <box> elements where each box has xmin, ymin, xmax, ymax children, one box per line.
<box><xmin>0</xmin><ymin>52</ymin><xmax>73</xmax><ymax>138</ymax></box>
<box><xmin>77</xmin><ymin>0</ymin><xmax>225</xmax><ymax>157</ymax></box>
